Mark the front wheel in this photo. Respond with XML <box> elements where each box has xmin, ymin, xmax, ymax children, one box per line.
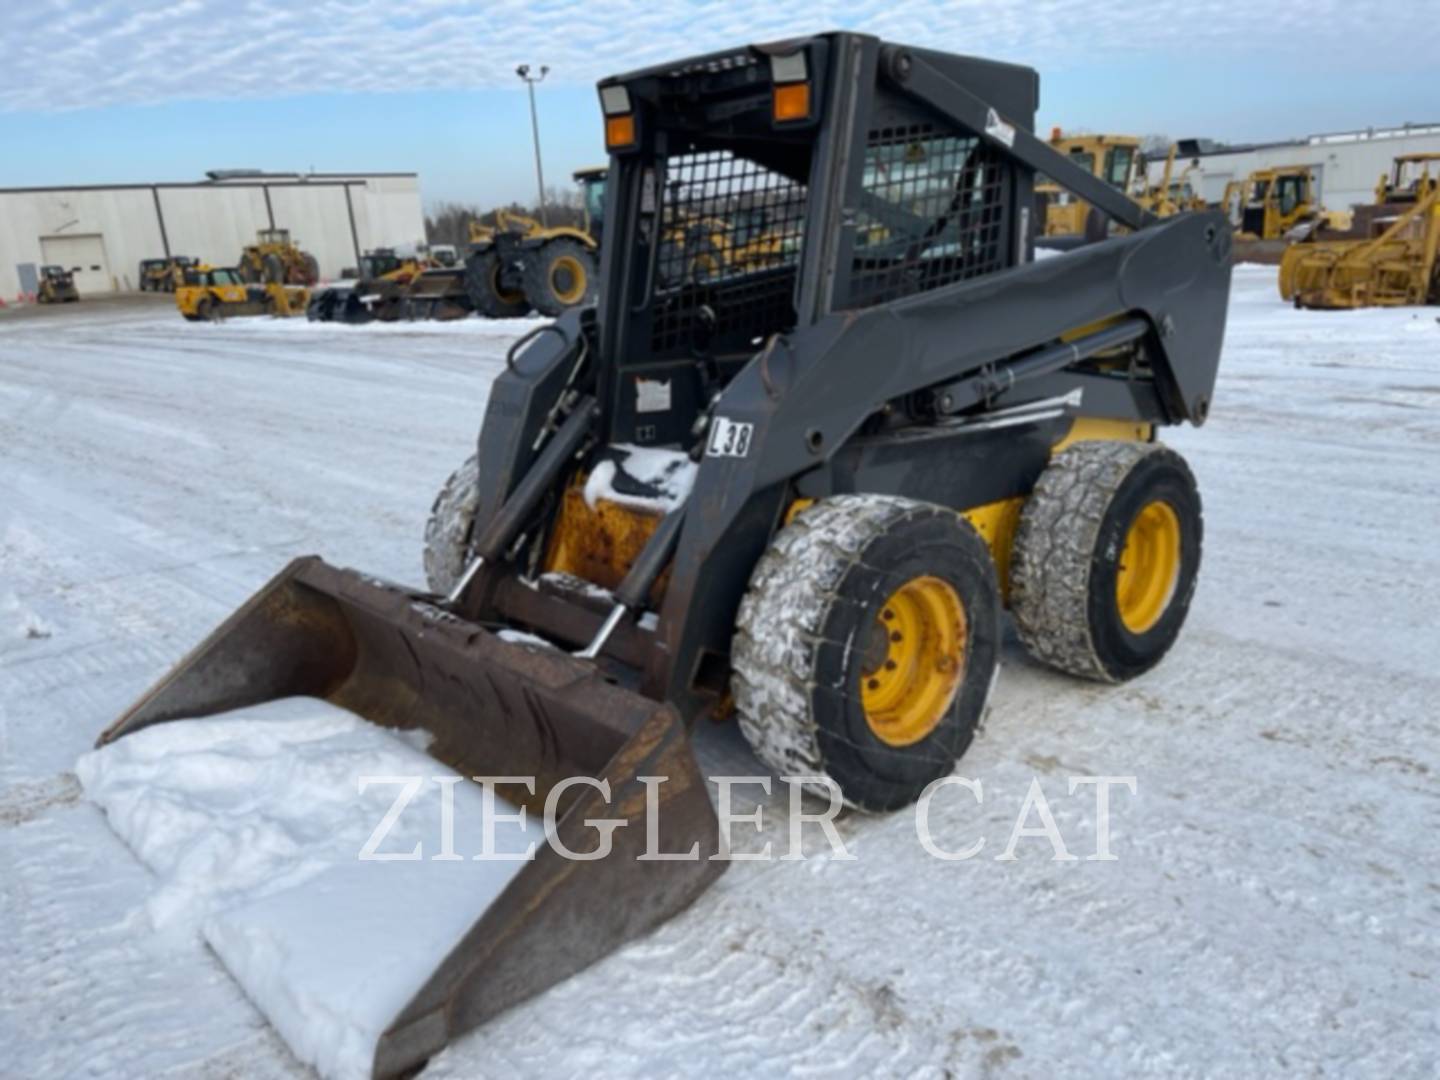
<box><xmin>1011</xmin><ymin>441</ymin><xmax>1203</xmax><ymax>683</ymax></box>
<box><xmin>732</xmin><ymin>495</ymin><xmax>1002</xmax><ymax>812</ymax></box>
<box><xmin>522</xmin><ymin>238</ymin><xmax>597</xmax><ymax>317</ymax></box>
<box><xmin>465</xmin><ymin>249</ymin><xmax>531</xmax><ymax>319</ymax></box>
<box><xmin>423</xmin><ymin>454</ymin><xmax>480</xmax><ymax>594</ymax></box>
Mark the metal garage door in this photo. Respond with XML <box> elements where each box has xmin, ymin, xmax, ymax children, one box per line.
<box><xmin>40</xmin><ymin>234</ymin><xmax>111</xmax><ymax>294</ymax></box>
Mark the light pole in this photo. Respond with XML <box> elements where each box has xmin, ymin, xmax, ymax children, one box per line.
<box><xmin>516</xmin><ymin>64</ymin><xmax>550</xmax><ymax>227</ymax></box>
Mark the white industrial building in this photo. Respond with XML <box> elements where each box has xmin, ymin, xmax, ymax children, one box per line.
<box><xmin>0</xmin><ymin>171</ymin><xmax>426</xmax><ymax>299</ymax></box>
<box><xmin>1146</xmin><ymin>122</ymin><xmax>1440</xmax><ymax>213</ymax></box>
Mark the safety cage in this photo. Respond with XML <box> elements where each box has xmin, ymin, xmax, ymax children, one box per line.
<box><xmin>598</xmin><ymin>37</ymin><xmax>1035</xmax><ymax>382</ymax></box>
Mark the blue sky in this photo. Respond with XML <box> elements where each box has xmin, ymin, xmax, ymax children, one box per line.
<box><xmin>2</xmin><ymin>1</ymin><xmax>1434</xmax><ymax>209</ymax></box>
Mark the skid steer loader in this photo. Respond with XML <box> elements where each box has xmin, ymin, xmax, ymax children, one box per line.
<box><xmin>36</xmin><ymin>265</ymin><xmax>80</xmax><ymax>303</ymax></box>
<box><xmin>99</xmin><ymin>32</ymin><xmax>1231</xmax><ymax>1078</ymax></box>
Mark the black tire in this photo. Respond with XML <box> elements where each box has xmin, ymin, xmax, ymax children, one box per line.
<box><xmin>423</xmin><ymin>454</ymin><xmax>481</xmax><ymax>594</ymax></box>
<box><xmin>195</xmin><ymin>297</ymin><xmax>214</xmax><ymax>321</ymax></box>
<box><xmin>305</xmin><ymin>293</ymin><xmax>329</xmax><ymax>321</ymax></box>
<box><xmin>465</xmin><ymin>249</ymin><xmax>531</xmax><ymax>319</ymax></box>
<box><xmin>522</xmin><ymin>238</ymin><xmax>597</xmax><ymax>317</ymax></box>
<box><xmin>262</xmin><ymin>253</ymin><xmax>285</xmax><ymax>285</ymax></box>
<box><xmin>1011</xmin><ymin>441</ymin><xmax>1203</xmax><ymax>683</ymax></box>
<box><xmin>302</xmin><ymin>253</ymin><xmax>320</xmax><ymax>286</ymax></box>
<box><xmin>732</xmin><ymin>495</ymin><xmax>1002</xmax><ymax>812</ymax></box>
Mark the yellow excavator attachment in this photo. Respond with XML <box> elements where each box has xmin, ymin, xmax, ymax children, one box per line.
<box><xmin>1280</xmin><ymin>188</ymin><xmax>1440</xmax><ymax>309</ymax></box>
<box><xmin>97</xmin><ymin>556</ymin><xmax>722</xmax><ymax>1078</ymax></box>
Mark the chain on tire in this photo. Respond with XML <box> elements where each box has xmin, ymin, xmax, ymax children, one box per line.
<box><xmin>731</xmin><ymin>495</ymin><xmax>1002</xmax><ymax>812</ymax></box>
<box><xmin>1011</xmin><ymin>440</ymin><xmax>1203</xmax><ymax>683</ymax></box>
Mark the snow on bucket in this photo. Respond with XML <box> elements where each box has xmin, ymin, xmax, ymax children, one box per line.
<box><xmin>89</xmin><ymin>556</ymin><xmax>722</xmax><ymax>1078</ymax></box>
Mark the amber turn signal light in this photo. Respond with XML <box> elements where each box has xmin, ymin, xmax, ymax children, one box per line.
<box><xmin>605</xmin><ymin>114</ymin><xmax>636</xmax><ymax>149</ymax></box>
<box><xmin>772</xmin><ymin>82</ymin><xmax>810</xmax><ymax>122</ymax></box>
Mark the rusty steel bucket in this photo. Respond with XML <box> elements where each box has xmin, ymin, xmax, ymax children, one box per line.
<box><xmin>98</xmin><ymin>555</ymin><xmax>723</xmax><ymax>1078</ymax></box>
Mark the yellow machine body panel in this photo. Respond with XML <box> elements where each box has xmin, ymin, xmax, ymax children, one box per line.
<box><xmin>1037</xmin><ymin>132</ymin><xmax>1143</xmax><ymax>238</ymax></box>
<box><xmin>1280</xmin><ymin>190</ymin><xmax>1440</xmax><ymax>309</ymax></box>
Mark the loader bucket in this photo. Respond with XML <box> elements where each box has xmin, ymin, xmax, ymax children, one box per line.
<box><xmin>98</xmin><ymin>556</ymin><xmax>724</xmax><ymax>1078</ymax></box>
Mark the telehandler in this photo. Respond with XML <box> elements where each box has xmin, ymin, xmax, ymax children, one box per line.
<box><xmin>99</xmin><ymin>32</ymin><xmax>1231</xmax><ymax>1078</ymax></box>
<box><xmin>176</xmin><ymin>265</ymin><xmax>309</xmax><ymax>319</ymax></box>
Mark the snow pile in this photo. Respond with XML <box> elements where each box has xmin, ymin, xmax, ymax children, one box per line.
<box><xmin>582</xmin><ymin>443</ymin><xmax>696</xmax><ymax>514</ymax></box>
<box><xmin>76</xmin><ymin>697</ymin><xmax>544</xmax><ymax>1080</ymax></box>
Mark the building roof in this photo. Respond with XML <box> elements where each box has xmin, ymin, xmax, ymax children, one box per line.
<box><xmin>1176</xmin><ymin>122</ymin><xmax>1440</xmax><ymax>160</ymax></box>
<box><xmin>0</xmin><ymin>172</ymin><xmax>418</xmax><ymax>195</ymax></box>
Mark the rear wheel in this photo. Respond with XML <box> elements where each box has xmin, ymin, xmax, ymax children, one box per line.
<box><xmin>465</xmin><ymin>249</ymin><xmax>532</xmax><ymax>319</ymax></box>
<box><xmin>302</xmin><ymin>253</ymin><xmax>320</xmax><ymax>285</ymax></box>
<box><xmin>423</xmin><ymin>454</ymin><xmax>481</xmax><ymax>594</ymax></box>
<box><xmin>522</xmin><ymin>239</ymin><xmax>597</xmax><ymax>316</ymax></box>
<box><xmin>732</xmin><ymin>495</ymin><xmax>1002</xmax><ymax>812</ymax></box>
<box><xmin>263</xmin><ymin>253</ymin><xmax>285</xmax><ymax>285</ymax></box>
<box><xmin>195</xmin><ymin>297</ymin><xmax>215</xmax><ymax>322</ymax></box>
<box><xmin>1011</xmin><ymin>441</ymin><xmax>1202</xmax><ymax>682</ymax></box>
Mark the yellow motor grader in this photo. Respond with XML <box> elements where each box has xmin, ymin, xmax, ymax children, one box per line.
<box><xmin>1035</xmin><ymin>130</ymin><xmax>1142</xmax><ymax>245</ymax></box>
<box><xmin>1136</xmin><ymin>145</ymin><xmax>1206</xmax><ymax>218</ymax></box>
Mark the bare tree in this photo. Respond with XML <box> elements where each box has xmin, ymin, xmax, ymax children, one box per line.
<box><xmin>425</xmin><ymin>181</ymin><xmax>588</xmax><ymax>246</ymax></box>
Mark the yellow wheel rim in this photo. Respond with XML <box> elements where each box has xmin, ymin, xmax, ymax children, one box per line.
<box><xmin>549</xmin><ymin>255</ymin><xmax>587</xmax><ymax>305</ymax></box>
<box><xmin>861</xmin><ymin>575</ymin><xmax>967</xmax><ymax>747</ymax></box>
<box><xmin>1115</xmin><ymin>500</ymin><xmax>1182</xmax><ymax>634</ymax></box>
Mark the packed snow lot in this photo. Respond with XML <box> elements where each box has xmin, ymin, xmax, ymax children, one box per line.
<box><xmin>2</xmin><ymin>269</ymin><xmax>1438</xmax><ymax>1078</ymax></box>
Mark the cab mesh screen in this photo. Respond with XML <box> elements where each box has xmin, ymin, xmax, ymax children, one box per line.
<box><xmin>649</xmin><ymin>150</ymin><xmax>806</xmax><ymax>355</ymax></box>
<box><xmin>846</xmin><ymin>126</ymin><xmax>1010</xmax><ymax>308</ymax></box>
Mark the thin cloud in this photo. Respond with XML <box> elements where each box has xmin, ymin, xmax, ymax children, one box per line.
<box><xmin>0</xmin><ymin>0</ymin><xmax>1422</xmax><ymax>113</ymax></box>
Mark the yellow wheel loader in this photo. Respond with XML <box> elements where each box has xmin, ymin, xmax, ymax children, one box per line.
<box><xmin>237</xmin><ymin>227</ymin><xmax>321</xmax><ymax>286</ymax></box>
<box><xmin>176</xmin><ymin>265</ymin><xmax>309</xmax><ymax>319</ymax></box>
<box><xmin>100</xmin><ymin>32</ymin><xmax>1231</xmax><ymax>1078</ymax></box>
<box><xmin>464</xmin><ymin>169</ymin><xmax>607</xmax><ymax>318</ymax></box>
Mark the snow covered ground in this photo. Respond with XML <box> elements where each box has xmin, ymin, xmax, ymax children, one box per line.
<box><xmin>2</xmin><ymin>271</ymin><xmax>1438</xmax><ymax>1078</ymax></box>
